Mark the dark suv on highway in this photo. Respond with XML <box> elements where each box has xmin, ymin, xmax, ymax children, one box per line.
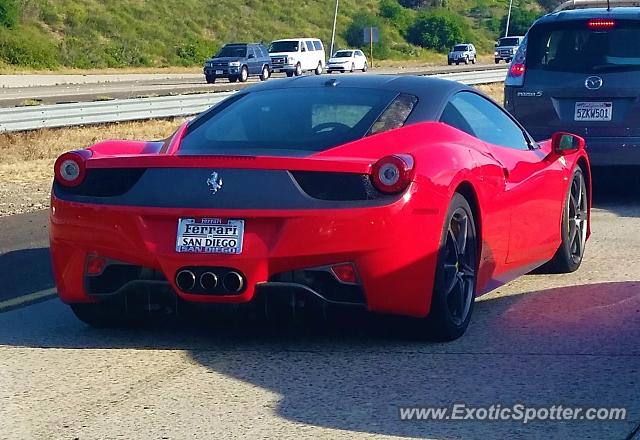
<box><xmin>203</xmin><ymin>43</ymin><xmax>272</xmax><ymax>84</ymax></box>
<box><xmin>504</xmin><ymin>6</ymin><xmax>640</xmax><ymax>166</ymax></box>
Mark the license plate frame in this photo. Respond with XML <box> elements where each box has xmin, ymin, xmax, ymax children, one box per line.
<box><xmin>215</xmin><ymin>70</ymin><xmax>223</xmax><ymax>75</ymax></box>
<box><xmin>574</xmin><ymin>102</ymin><xmax>612</xmax><ymax>121</ymax></box>
<box><xmin>176</xmin><ymin>218</ymin><xmax>244</xmax><ymax>254</ymax></box>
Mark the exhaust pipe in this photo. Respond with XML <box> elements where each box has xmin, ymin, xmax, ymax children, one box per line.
<box><xmin>175</xmin><ymin>270</ymin><xmax>196</xmax><ymax>291</ymax></box>
<box><xmin>200</xmin><ymin>272</ymin><xmax>218</xmax><ymax>291</ymax></box>
<box><xmin>223</xmin><ymin>271</ymin><xmax>244</xmax><ymax>293</ymax></box>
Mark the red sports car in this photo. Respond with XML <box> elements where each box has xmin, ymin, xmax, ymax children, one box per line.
<box><xmin>50</xmin><ymin>75</ymin><xmax>591</xmax><ymax>340</ymax></box>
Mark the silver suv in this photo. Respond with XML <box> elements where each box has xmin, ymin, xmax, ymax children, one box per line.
<box><xmin>448</xmin><ymin>44</ymin><xmax>477</xmax><ymax>65</ymax></box>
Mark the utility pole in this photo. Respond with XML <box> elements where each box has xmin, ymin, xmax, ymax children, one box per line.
<box><xmin>505</xmin><ymin>0</ymin><xmax>513</xmax><ymax>37</ymax></box>
<box><xmin>330</xmin><ymin>0</ymin><xmax>339</xmax><ymax>57</ymax></box>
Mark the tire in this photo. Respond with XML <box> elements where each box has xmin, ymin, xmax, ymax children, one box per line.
<box><xmin>314</xmin><ymin>62</ymin><xmax>323</xmax><ymax>75</ymax></box>
<box><xmin>538</xmin><ymin>167</ymin><xmax>588</xmax><ymax>274</ymax></box>
<box><xmin>259</xmin><ymin>65</ymin><xmax>270</xmax><ymax>81</ymax></box>
<box><xmin>495</xmin><ymin>59</ymin><xmax>500</xmax><ymax>64</ymax></box>
<box><xmin>294</xmin><ymin>63</ymin><xmax>302</xmax><ymax>76</ymax></box>
<box><xmin>205</xmin><ymin>76</ymin><xmax>215</xmax><ymax>84</ymax></box>
<box><xmin>286</xmin><ymin>71</ymin><xmax>294</xmax><ymax>78</ymax></box>
<box><xmin>471</xmin><ymin>57</ymin><xmax>476</xmax><ymax>64</ymax></box>
<box><xmin>427</xmin><ymin>193</ymin><xmax>478</xmax><ymax>341</ymax></box>
<box><xmin>448</xmin><ymin>60</ymin><xmax>452</xmax><ymax>66</ymax></box>
<box><xmin>70</xmin><ymin>302</ymin><xmax>131</xmax><ymax>328</ymax></box>
<box><xmin>229</xmin><ymin>76</ymin><xmax>238</xmax><ymax>83</ymax></box>
<box><xmin>327</xmin><ymin>70</ymin><xmax>333</xmax><ymax>74</ymax></box>
<box><xmin>455</xmin><ymin>61</ymin><xmax>460</xmax><ymax>65</ymax></box>
<box><xmin>350</xmin><ymin>63</ymin><xmax>355</xmax><ymax>73</ymax></box>
<box><xmin>362</xmin><ymin>62</ymin><xmax>368</xmax><ymax>72</ymax></box>
<box><xmin>239</xmin><ymin>66</ymin><xmax>249</xmax><ymax>83</ymax></box>
<box><xmin>464</xmin><ymin>56</ymin><xmax>469</xmax><ymax>65</ymax></box>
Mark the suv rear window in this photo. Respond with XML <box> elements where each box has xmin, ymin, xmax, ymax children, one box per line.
<box><xmin>180</xmin><ymin>88</ymin><xmax>411</xmax><ymax>154</ymax></box>
<box><xmin>527</xmin><ymin>21</ymin><xmax>640</xmax><ymax>73</ymax></box>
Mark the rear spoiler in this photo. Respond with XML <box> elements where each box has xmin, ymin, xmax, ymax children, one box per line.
<box><xmin>554</xmin><ymin>0</ymin><xmax>640</xmax><ymax>11</ymax></box>
<box><xmin>85</xmin><ymin>154</ymin><xmax>373</xmax><ymax>175</ymax></box>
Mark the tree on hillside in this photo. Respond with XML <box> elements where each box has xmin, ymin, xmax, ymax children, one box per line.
<box><xmin>379</xmin><ymin>0</ymin><xmax>415</xmax><ymax>34</ymax></box>
<box><xmin>501</xmin><ymin>8</ymin><xmax>541</xmax><ymax>36</ymax></box>
<box><xmin>0</xmin><ymin>0</ymin><xmax>19</xmax><ymax>28</ymax></box>
<box><xmin>407</xmin><ymin>9</ymin><xmax>471</xmax><ymax>52</ymax></box>
<box><xmin>344</xmin><ymin>12</ymin><xmax>391</xmax><ymax>57</ymax></box>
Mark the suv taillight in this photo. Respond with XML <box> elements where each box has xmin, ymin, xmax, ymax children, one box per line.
<box><xmin>505</xmin><ymin>35</ymin><xmax>528</xmax><ymax>87</ymax></box>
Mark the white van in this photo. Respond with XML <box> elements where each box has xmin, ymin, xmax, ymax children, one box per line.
<box><xmin>269</xmin><ymin>38</ymin><xmax>326</xmax><ymax>77</ymax></box>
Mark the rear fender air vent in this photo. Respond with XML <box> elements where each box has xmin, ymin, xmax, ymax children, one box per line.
<box><xmin>290</xmin><ymin>171</ymin><xmax>385</xmax><ymax>201</ymax></box>
<box><xmin>55</xmin><ymin>168</ymin><xmax>146</xmax><ymax>197</ymax></box>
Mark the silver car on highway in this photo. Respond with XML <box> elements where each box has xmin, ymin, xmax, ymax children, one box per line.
<box><xmin>447</xmin><ymin>44</ymin><xmax>477</xmax><ymax>65</ymax></box>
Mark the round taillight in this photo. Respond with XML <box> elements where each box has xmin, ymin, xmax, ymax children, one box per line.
<box><xmin>54</xmin><ymin>151</ymin><xmax>89</xmax><ymax>187</ymax></box>
<box><xmin>509</xmin><ymin>63</ymin><xmax>526</xmax><ymax>77</ymax></box>
<box><xmin>371</xmin><ymin>154</ymin><xmax>414</xmax><ymax>194</ymax></box>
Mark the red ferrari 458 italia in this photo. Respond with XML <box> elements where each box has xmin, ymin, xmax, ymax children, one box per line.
<box><xmin>50</xmin><ymin>75</ymin><xmax>591</xmax><ymax>340</ymax></box>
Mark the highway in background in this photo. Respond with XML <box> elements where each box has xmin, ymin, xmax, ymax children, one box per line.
<box><xmin>0</xmin><ymin>64</ymin><xmax>505</xmax><ymax>107</ymax></box>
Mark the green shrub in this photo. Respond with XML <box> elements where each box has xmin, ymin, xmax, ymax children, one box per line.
<box><xmin>407</xmin><ymin>9</ymin><xmax>471</xmax><ymax>52</ymax></box>
<box><xmin>0</xmin><ymin>27</ymin><xmax>58</xmax><ymax>67</ymax></box>
<box><xmin>379</xmin><ymin>0</ymin><xmax>415</xmax><ymax>34</ymax></box>
<box><xmin>175</xmin><ymin>38</ymin><xmax>217</xmax><ymax>66</ymax></box>
<box><xmin>344</xmin><ymin>12</ymin><xmax>392</xmax><ymax>58</ymax></box>
<box><xmin>0</xmin><ymin>0</ymin><xmax>19</xmax><ymax>28</ymax></box>
<box><xmin>500</xmin><ymin>8</ymin><xmax>541</xmax><ymax>36</ymax></box>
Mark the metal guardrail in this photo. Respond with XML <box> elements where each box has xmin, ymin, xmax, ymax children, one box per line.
<box><xmin>0</xmin><ymin>68</ymin><xmax>507</xmax><ymax>133</ymax></box>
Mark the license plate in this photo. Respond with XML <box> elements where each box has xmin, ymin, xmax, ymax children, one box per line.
<box><xmin>575</xmin><ymin>102</ymin><xmax>612</xmax><ymax>121</ymax></box>
<box><xmin>176</xmin><ymin>218</ymin><xmax>244</xmax><ymax>254</ymax></box>
<box><xmin>215</xmin><ymin>70</ymin><xmax>223</xmax><ymax>75</ymax></box>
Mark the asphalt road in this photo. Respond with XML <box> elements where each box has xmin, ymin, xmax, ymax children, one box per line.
<box><xmin>1</xmin><ymin>171</ymin><xmax>639</xmax><ymax>439</ymax></box>
<box><xmin>0</xmin><ymin>64</ymin><xmax>503</xmax><ymax>107</ymax></box>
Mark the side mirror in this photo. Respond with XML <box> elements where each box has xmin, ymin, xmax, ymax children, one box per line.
<box><xmin>552</xmin><ymin>132</ymin><xmax>585</xmax><ymax>155</ymax></box>
<box><xmin>495</xmin><ymin>43</ymin><xmax>498</xmax><ymax>48</ymax></box>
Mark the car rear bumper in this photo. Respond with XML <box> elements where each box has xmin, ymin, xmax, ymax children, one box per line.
<box><xmin>49</xmin><ymin>187</ymin><xmax>444</xmax><ymax>317</ymax></box>
<box><xmin>582</xmin><ymin>137</ymin><xmax>640</xmax><ymax>166</ymax></box>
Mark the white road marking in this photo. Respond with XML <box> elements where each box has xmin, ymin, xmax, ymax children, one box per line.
<box><xmin>0</xmin><ymin>287</ymin><xmax>57</xmax><ymax>311</ymax></box>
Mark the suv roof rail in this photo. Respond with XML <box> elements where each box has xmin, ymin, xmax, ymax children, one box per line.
<box><xmin>554</xmin><ymin>0</ymin><xmax>640</xmax><ymax>12</ymax></box>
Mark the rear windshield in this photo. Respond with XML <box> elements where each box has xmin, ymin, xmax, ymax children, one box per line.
<box><xmin>498</xmin><ymin>37</ymin><xmax>521</xmax><ymax>46</ymax></box>
<box><xmin>527</xmin><ymin>21</ymin><xmax>640</xmax><ymax>73</ymax></box>
<box><xmin>453</xmin><ymin>45</ymin><xmax>468</xmax><ymax>51</ymax></box>
<box><xmin>180</xmin><ymin>88</ymin><xmax>411</xmax><ymax>154</ymax></box>
<box><xmin>216</xmin><ymin>45</ymin><xmax>247</xmax><ymax>58</ymax></box>
<box><xmin>269</xmin><ymin>41</ymin><xmax>299</xmax><ymax>53</ymax></box>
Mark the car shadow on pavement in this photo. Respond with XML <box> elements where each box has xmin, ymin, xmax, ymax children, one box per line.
<box><xmin>0</xmin><ymin>247</ymin><xmax>54</xmax><ymax>303</ymax></box>
<box><xmin>592</xmin><ymin>167</ymin><xmax>640</xmax><ymax>217</ymax></box>
<box><xmin>0</xmin><ymin>281</ymin><xmax>638</xmax><ymax>439</ymax></box>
